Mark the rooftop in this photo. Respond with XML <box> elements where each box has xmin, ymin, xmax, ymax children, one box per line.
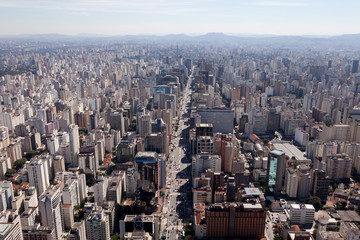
<box><xmin>0</xmin><ymin>224</ymin><xmax>12</xmax><ymax>236</ymax></box>
<box><xmin>273</xmin><ymin>142</ymin><xmax>306</xmax><ymax>160</ymax></box>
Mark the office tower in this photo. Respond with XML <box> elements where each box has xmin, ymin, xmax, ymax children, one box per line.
<box><xmin>285</xmin><ymin>168</ymin><xmax>298</xmax><ymax>198</ymax></box>
<box><xmin>120</xmin><ymin>215</ymin><xmax>158</xmax><ymax>239</ymax></box>
<box><xmin>62</xmin><ymin>204</ymin><xmax>74</xmax><ymax>230</ymax></box>
<box><xmin>224</xmin><ymin>142</ymin><xmax>233</xmax><ymax>173</ymax></box>
<box><xmin>196</xmin><ymin>109</ymin><xmax>234</xmax><ymax>134</ymax></box>
<box><xmin>90</xmin><ymin>112</ymin><xmax>99</xmax><ymax>130</ymax></box>
<box><xmin>266</xmin><ymin>150</ymin><xmax>286</xmax><ymax>196</ymax></box>
<box><xmin>289</xmin><ymin>204</ymin><xmax>315</xmax><ymax>225</ymax></box>
<box><xmin>69</xmin><ymin>124</ymin><xmax>80</xmax><ymax>166</ymax></box>
<box><xmin>27</xmin><ymin>158</ymin><xmax>50</xmax><ymax>197</ymax></box>
<box><xmin>53</xmin><ymin>155</ymin><xmax>65</xmax><ymax>174</ymax></box>
<box><xmin>69</xmin><ymin>221</ymin><xmax>87</xmax><ymax>240</ymax></box>
<box><xmin>93</xmin><ymin>176</ymin><xmax>109</xmax><ymax>206</ymax></box>
<box><xmin>107</xmin><ymin>177</ymin><xmax>122</xmax><ymax>204</ymax></box>
<box><xmin>22</xmin><ymin>226</ymin><xmax>55</xmax><ymax>239</ymax></box>
<box><xmin>157</xmin><ymin>154</ymin><xmax>166</xmax><ymax>190</ymax></box>
<box><xmin>195</xmin><ymin>123</ymin><xmax>213</xmax><ymax>138</ymax></box>
<box><xmin>108</xmin><ymin>111</ymin><xmax>125</xmax><ymax>135</ymax></box>
<box><xmin>0</xmin><ymin>212</ymin><xmax>23</xmax><ymax>240</ymax></box>
<box><xmin>24</xmin><ymin>187</ymin><xmax>38</xmax><ymax>210</ymax></box>
<box><xmin>62</xmin><ymin>179</ymin><xmax>79</xmax><ymax>206</ymax></box>
<box><xmin>126</xmin><ymin>168</ymin><xmax>137</xmax><ymax>197</ymax></box>
<box><xmin>312</xmin><ymin>170</ymin><xmax>330</xmax><ymax>201</ymax></box>
<box><xmin>296</xmin><ymin>165</ymin><xmax>311</xmax><ymax>200</ymax></box>
<box><xmin>352</xmin><ymin>60</ymin><xmax>359</xmax><ymax>73</ymax></box>
<box><xmin>206</xmin><ymin>203</ymin><xmax>265</xmax><ymax>239</ymax></box>
<box><xmin>103</xmin><ymin>201</ymin><xmax>116</xmax><ymax>235</ymax></box>
<box><xmin>85</xmin><ymin>208</ymin><xmax>110</xmax><ymax>240</ymax></box>
<box><xmin>39</xmin><ymin>186</ymin><xmax>64</xmax><ymax>239</ymax></box>
<box><xmin>144</xmin><ymin>132</ymin><xmax>169</xmax><ymax>156</ymax></box>
<box><xmin>196</xmin><ymin>136</ymin><xmax>214</xmax><ymax>154</ymax></box>
<box><xmin>192</xmin><ymin>154</ymin><xmax>221</xmax><ymax>178</ymax></box>
<box><xmin>58</xmin><ymin>87</ymin><xmax>67</xmax><ymax>101</ymax></box>
<box><xmin>134</xmin><ymin>152</ymin><xmax>159</xmax><ymax>192</ymax></box>
<box><xmin>138</xmin><ymin>114</ymin><xmax>151</xmax><ymax>137</ymax></box>
<box><xmin>0</xmin><ymin>181</ymin><xmax>13</xmax><ymax>211</ymax></box>
<box><xmin>226</xmin><ymin>177</ymin><xmax>236</xmax><ymax>202</ymax></box>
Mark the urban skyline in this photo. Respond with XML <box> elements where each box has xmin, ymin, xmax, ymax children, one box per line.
<box><xmin>1</xmin><ymin>1</ymin><xmax>360</xmax><ymax>240</ymax></box>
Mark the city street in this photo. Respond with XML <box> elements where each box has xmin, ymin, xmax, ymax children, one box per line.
<box><xmin>160</xmin><ymin>70</ymin><xmax>193</xmax><ymax>240</ymax></box>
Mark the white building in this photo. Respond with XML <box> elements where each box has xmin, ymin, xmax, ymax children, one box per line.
<box><xmin>27</xmin><ymin>158</ymin><xmax>50</xmax><ymax>197</ymax></box>
<box><xmin>289</xmin><ymin>204</ymin><xmax>315</xmax><ymax>225</ymax></box>
<box><xmin>285</xmin><ymin>169</ymin><xmax>298</xmax><ymax>198</ymax></box>
<box><xmin>39</xmin><ymin>186</ymin><xmax>64</xmax><ymax>239</ymax></box>
<box><xmin>69</xmin><ymin>124</ymin><xmax>80</xmax><ymax>166</ymax></box>
<box><xmin>93</xmin><ymin>176</ymin><xmax>109</xmax><ymax>206</ymax></box>
<box><xmin>85</xmin><ymin>208</ymin><xmax>110</xmax><ymax>240</ymax></box>
<box><xmin>192</xmin><ymin>154</ymin><xmax>221</xmax><ymax>178</ymax></box>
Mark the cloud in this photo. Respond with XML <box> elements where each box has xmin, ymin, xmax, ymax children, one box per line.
<box><xmin>254</xmin><ymin>1</ymin><xmax>307</xmax><ymax>7</ymax></box>
<box><xmin>0</xmin><ymin>0</ymin><xmax>216</xmax><ymax>16</ymax></box>
<box><xmin>69</xmin><ymin>11</ymin><xmax>90</xmax><ymax>15</ymax></box>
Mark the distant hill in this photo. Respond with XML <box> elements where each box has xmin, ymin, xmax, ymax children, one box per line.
<box><xmin>1</xmin><ymin>32</ymin><xmax>360</xmax><ymax>50</ymax></box>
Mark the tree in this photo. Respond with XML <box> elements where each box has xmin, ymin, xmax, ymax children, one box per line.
<box><xmin>5</xmin><ymin>169</ymin><xmax>16</xmax><ymax>178</ymax></box>
<box><xmin>78</xmin><ymin>128</ymin><xmax>88</xmax><ymax>135</ymax></box>
<box><xmin>14</xmin><ymin>158</ymin><xmax>27</xmax><ymax>170</ymax></box>
<box><xmin>262</xmin><ymin>138</ymin><xmax>269</xmax><ymax>145</ymax></box>
<box><xmin>86</xmin><ymin>176</ymin><xmax>96</xmax><ymax>187</ymax></box>
<box><xmin>274</xmin><ymin>236</ymin><xmax>283</xmax><ymax>240</ymax></box>
<box><xmin>336</xmin><ymin>201</ymin><xmax>347</xmax><ymax>210</ymax></box>
<box><xmin>25</xmin><ymin>150</ymin><xmax>37</xmax><ymax>160</ymax></box>
<box><xmin>111</xmin><ymin>234</ymin><xmax>120</xmax><ymax>240</ymax></box>
<box><xmin>305</xmin><ymin>196</ymin><xmax>323</xmax><ymax>210</ymax></box>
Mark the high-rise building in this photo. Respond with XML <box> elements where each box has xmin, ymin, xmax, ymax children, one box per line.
<box><xmin>39</xmin><ymin>185</ymin><xmax>64</xmax><ymax>239</ymax></box>
<box><xmin>27</xmin><ymin>157</ymin><xmax>50</xmax><ymax>197</ymax></box>
<box><xmin>158</xmin><ymin>154</ymin><xmax>166</xmax><ymax>190</ymax></box>
<box><xmin>289</xmin><ymin>204</ymin><xmax>315</xmax><ymax>226</ymax></box>
<box><xmin>352</xmin><ymin>60</ymin><xmax>359</xmax><ymax>73</ymax></box>
<box><xmin>93</xmin><ymin>176</ymin><xmax>109</xmax><ymax>206</ymax></box>
<box><xmin>22</xmin><ymin>226</ymin><xmax>55</xmax><ymax>240</ymax></box>
<box><xmin>107</xmin><ymin>176</ymin><xmax>123</xmax><ymax>205</ymax></box>
<box><xmin>53</xmin><ymin>155</ymin><xmax>65</xmax><ymax>174</ymax></box>
<box><xmin>312</xmin><ymin>170</ymin><xmax>330</xmax><ymax>201</ymax></box>
<box><xmin>205</xmin><ymin>203</ymin><xmax>265</xmax><ymax>239</ymax></box>
<box><xmin>0</xmin><ymin>181</ymin><xmax>14</xmax><ymax>211</ymax></box>
<box><xmin>62</xmin><ymin>204</ymin><xmax>74</xmax><ymax>230</ymax></box>
<box><xmin>266</xmin><ymin>150</ymin><xmax>286</xmax><ymax>196</ymax></box>
<box><xmin>68</xmin><ymin>221</ymin><xmax>87</xmax><ymax>240</ymax></box>
<box><xmin>134</xmin><ymin>152</ymin><xmax>159</xmax><ymax>193</ymax></box>
<box><xmin>285</xmin><ymin>168</ymin><xmax>298</xmax><ymax>198</ymax></box>
<box><xmin>326</xmin><ymin>153</ymin><xmax>353</xmax><ymax>180</ymax></box>
<box><xmin>69</xmin><ymin>124</ymin><xmax>80</xmax><ymax>166</ymax></box>
<box><xmin>120</xmin><ymin>214</ymin><xmax>158</xmax><ymax>239</ymax></box>
<box><xmin>125</xmin><ymin>168</ymin><xmax>137</xmax><ymax>197</ymax></box>
<box><xmin>138</xmin><ymin>114</ymin><xmax>151</xmax><ymax>138</ymax></box>
<box><xmin>85</xmin><ymin>208</ymin><xmax>110</xmax><ymax>240</ymax></box>
<box><xmin>0</xmin><ymin>212</ymin><xmax>23</xmax><ymax>240</ymax></box>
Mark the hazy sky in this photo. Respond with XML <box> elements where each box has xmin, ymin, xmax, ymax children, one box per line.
<box><xmin>0</xmin><ymin>0</ymin><xmax>359</xmax><ymax>36</ymax></box>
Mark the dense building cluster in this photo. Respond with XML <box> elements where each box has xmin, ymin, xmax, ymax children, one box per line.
<box><xmin>0</xmin><ymin>38</ymin><xmax>358</xmax><ymax>240</ymax></box>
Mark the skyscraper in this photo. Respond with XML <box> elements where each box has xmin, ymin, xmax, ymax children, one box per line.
<box><xmin>85</xmin><ymin>208</ymin><xmax>110</xmax><ymax>240</ymax></box>
<box><xmin>206</xmin><ymin>203</ymin><xmax>265</xmax><ymax>239</ymax></box>
<box><xmin>39</xmin><ymin>185</ymin><xmax>64</xmax><ymax>239</ymax></box>
<box><xmin>27</xmin><ymin>158</ymin><xmax>50</xmax><ymax>197</ymax></box>
<box><xmin>266</xmin><ymin>150</ymin><xmax>286</xmax><ymax>196</ymax></box>
<box><xmin>352</xmin><ymin>60</ymin><xmax>359</xmax><ymax>73</ymax></box>
<box><xmin>69</xmin><ymin>124</ymin><xmax>80</xmax><ymax>166</ymax></box>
